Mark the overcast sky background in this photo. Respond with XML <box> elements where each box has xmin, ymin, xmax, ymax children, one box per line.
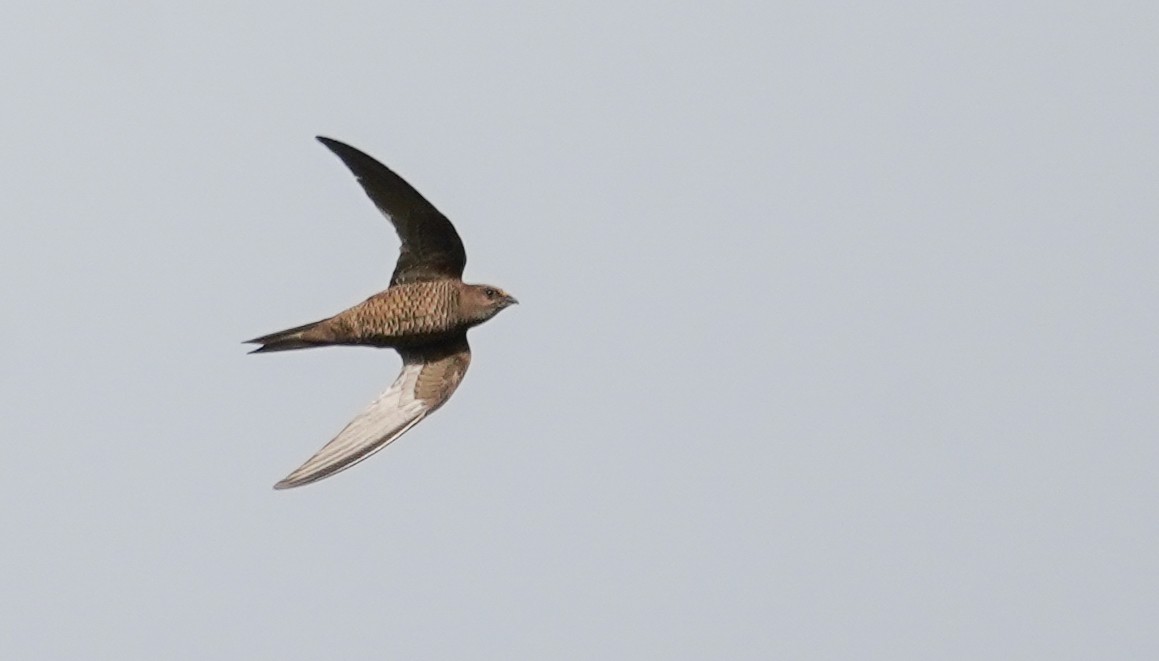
<box><xmin>1</xmin><ymin>2</ymin><xmax>1156</xmax><ymax>659</ymax></box>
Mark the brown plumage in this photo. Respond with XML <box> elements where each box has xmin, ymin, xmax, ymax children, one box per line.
<box><xmin>245</xmin><ymin>137</ymin><xmax>517</xmax><ymax>490</ymax></box>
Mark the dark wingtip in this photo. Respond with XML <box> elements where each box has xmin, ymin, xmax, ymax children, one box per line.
<box><xmin>316</xmin><ymin>136</ymin><xmax>368</xmax><ymax>164</ymax></box>
<box><xmin>316</xmin><ymin>135</ymin><xmax>347</xmax><ymax>153</ymax></box>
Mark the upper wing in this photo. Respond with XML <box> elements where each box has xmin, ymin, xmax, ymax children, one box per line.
<box><xmin>273</xmin><ymin>337</ymin><xmax>472</xmax><ymax>489</ymax></box>
<box><xmin>317</xmin><ymin>136</ymin><xmax>467</xmax><ymax>285</ymax></box>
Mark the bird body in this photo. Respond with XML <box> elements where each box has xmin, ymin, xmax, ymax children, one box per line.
<box><xmin>249</xmin><ymin>280</ymin><xmax>504</xmax><ymax>353</ymax></box>
<box><xmin>246</xmin><ymin>137</ymin><xmax>516</xmax><ymax>489</ymax></box>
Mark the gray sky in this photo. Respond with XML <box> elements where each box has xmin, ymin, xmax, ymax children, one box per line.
<box><xmin>2</xmin><ymin>2</ymin><xmax>1156</xmax><ymax>659</ymax></box>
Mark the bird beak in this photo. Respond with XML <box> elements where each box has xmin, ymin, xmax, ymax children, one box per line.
<box><xmin>504</xmin><ymin>294</ymin><xmax>519</xmax><ymax>306</ymax></box>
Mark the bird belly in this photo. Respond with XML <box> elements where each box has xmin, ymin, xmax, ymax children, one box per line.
<box><xmin>337</xmin><ymin>283</ymin><xmax>463</xmax><ymax>348</ymax></box>
<box><xmin>359</xmin><ymin>323</ymin><xmax>464</xmax><ymax>348</ymax></box>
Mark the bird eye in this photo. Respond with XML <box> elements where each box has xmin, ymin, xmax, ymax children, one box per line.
<box><xmin>484</xmin><ymin>288</ymin><xmax>499</xmax><ymax>299</ymax></box>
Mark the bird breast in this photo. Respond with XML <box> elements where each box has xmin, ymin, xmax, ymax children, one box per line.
<box><xmin>343</xmin><ymin>281</ymin><xmax>465</xmax><ymax>346</ymax></box>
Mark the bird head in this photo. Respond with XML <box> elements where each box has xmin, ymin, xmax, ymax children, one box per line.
<box><xmin>461</xmin><ymin>284</ymin><xmax>518</xmax><ymax>324</ymax></box>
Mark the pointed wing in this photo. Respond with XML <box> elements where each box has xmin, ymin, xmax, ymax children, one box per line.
<box><xmin>274</xmin><ymin>337</ymin><xmax>472</xmax><ymax>489</ymax></box>
<box><xmin>317</xmin><ymin>136</ymin><xmax>467</xmax><ymax>285</ymax></box>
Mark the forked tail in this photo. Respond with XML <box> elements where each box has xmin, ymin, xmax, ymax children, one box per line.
<box><xmin>244</xmin><ymin>318</ymin><xmax>334</xmax><ymax>354</ymax></box>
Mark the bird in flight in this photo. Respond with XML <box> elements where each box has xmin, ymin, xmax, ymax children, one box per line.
<box><xmin>246</xmin><ymin>137</ymin><xmax>517</xmax><ymax>490</ymax></box>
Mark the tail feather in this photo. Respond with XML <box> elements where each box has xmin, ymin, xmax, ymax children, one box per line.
<box><xmin>245</xmin><ymin>318</ymin><xmax>333</xmax><ymax>354</ymax></box>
